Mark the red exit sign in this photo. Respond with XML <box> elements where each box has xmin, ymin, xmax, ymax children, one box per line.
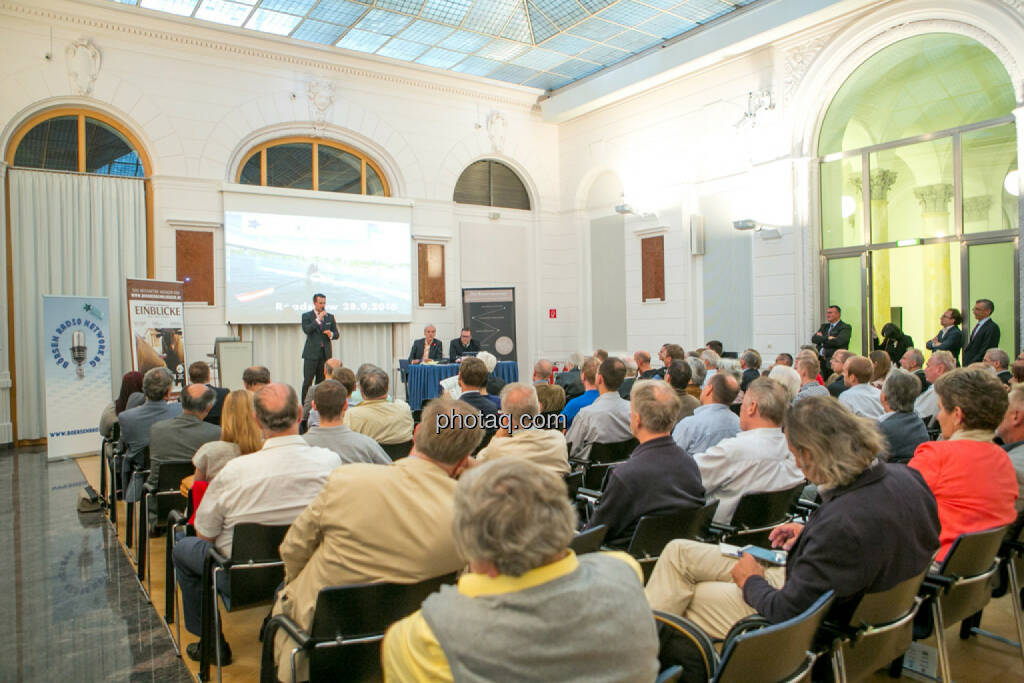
<box><xmin>548</xmin><ymin>309</ymin><xmax>557</xmax><ymax>319</ymax></box>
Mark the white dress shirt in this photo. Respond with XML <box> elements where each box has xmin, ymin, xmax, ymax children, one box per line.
<box><xmin>838</xmin><ymin>383</ymin><xmax>884</xmax><ymax>419</ymax></box>
<box><xmin>914</xmin><ymin>386</ymin><xmax>939</xmax><ymax>420</ymax></box>
<box><xmin>694</xmin><ymin>427</ymin><xmax>804</xmax><ymax>524</ymax></box>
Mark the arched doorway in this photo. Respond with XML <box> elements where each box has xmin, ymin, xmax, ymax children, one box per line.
<box><xmin>817</xmin><ymin>33</ymin><xmax>1018</xmax><ymax>358</ymax></box>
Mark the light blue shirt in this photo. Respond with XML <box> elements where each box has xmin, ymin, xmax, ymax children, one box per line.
<box><xmin>672</xmin><ymin>403</ymin><xmax>740</xmax><ymax>458</ymax></box>
<box><xmin>838</xmin><ymin>383</ymin><xmax>884</xmax><ymax>419</ymax></box>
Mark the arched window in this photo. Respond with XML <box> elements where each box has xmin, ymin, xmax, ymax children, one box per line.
<box><xmin>237</xmin><ymin>138</ymin><xmax>389</xmax><ymax>196</ymax></box>
<box><xmin>8</xmin><ymin>110</ymin><xmax>148</xmax><ymax>177</ymax></box>
<box><xmin>817</xmin><ymin>33</ymin><xmax>1018</xmax><ymax>361</ymax></box>
<box><xmin>453</xmin><ymin>159</ymin><xmax>531</xmax><ymax>210</ymax></box>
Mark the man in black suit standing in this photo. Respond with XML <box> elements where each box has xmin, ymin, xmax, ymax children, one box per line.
<box><xmin>448</xmin><ymin>327</ymin><xmax>480</xmax><ymax>361</ymax></box>
<box><xmin>811</xmin><ymin>304</ymin><xmax>852</xmax><ymax>378</ymax></box>
<box><xmin>409</xmin><ymin>324</ymin><xmax>444</xmax><ymax>363</ymax></box>
<box><xmin>963</xmin><ymin>298</ymin><xmax>1000</xmax><ymax>366</ymax></box>
<box><xmin>301</xmin><ymin>293</ymin><xmax>338</xmax><ymax>403</ymax></box>
<box><xmin>925</xmin><ymin>308</ymin><xmax>963</xmax><ymax>366</ymax></box>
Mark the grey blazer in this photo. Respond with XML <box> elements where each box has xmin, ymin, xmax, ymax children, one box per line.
<box><xmin>878</xmin><ymin>411</ymin><xmax>931</xmax><ymax>465</ymax></box>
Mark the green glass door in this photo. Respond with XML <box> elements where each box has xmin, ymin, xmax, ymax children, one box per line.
<box><xmin>826</xmin><ymin>256</ymin><xmax>864</xmax><ymax>356</ymax></box>
<box><xmin>966</xmin><ymin>241</ymin><xmax>1017</xmax><ymax>358</ymax></box>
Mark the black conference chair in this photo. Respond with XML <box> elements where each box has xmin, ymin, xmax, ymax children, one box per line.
<box><xmin>709</xmin><ymin>482</ymin><xmax>806</xmax><ymax>547</ymax></box>
<box><xmin>380</xmin><ymin>439</ymin><xmax>413</xmax><ymax>460</ymax></box>
<box><xmin>99</xmin><ymin>422</ymin><xmax>121</xmax><ymax>512</ymax></box>
<box><xmin>589</xmin><ymin>437</ymin><xmax>639</xmax><ymax>464</ymax></box>
<box><xmin>200</xmin><ymin>523</ymin><xmax>291</xmax><ymax>683</ymax></box>
<box><xmin>624</xmin><ymin>501</ymin><xmax>719</xmax><ymax>583</ymax></box>
<box><xmin>563</xmin><ymin>470</ymin><xmax>584</xmax><ymax>500</ymax></box>
<box><xmin>260</xmin><ymin>573</ymin><xmax>457</xmax><ymax>683</ymax></box>
<box><xmin>569</xmin><ymin>525</ymin><xmax>607</xmax><ymax>555</ymax></box>
<box><xmin>136</xmin><ymin>461</ymin><xmax>193</xmax><ymax>590</ymax></box>
<box><xmin>893</xmin><ymin>526</ymin><xmax>1007</xmax><ymax>683</ymax></box>
<box><xmin>655</xmin><ymin>591</ymin><xmax>835</xmax><ymax>682</ymax></box>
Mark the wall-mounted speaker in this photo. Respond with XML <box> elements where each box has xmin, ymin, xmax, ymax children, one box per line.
<box><xmin>690</xmin><ymin>215</ymin><xmax>705</xmax><ymax>255</ymax></box>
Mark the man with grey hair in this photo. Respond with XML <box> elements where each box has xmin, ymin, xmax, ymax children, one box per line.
<box><xmin>383</xmin><ymin>457</ymin><xmax>659</xmax><ymax>681</ymax></box>
<box><xmin>555</xmin><ymin>351</ymin><xmax>585</xmax><ymax>401</ymax></box>
<box><xmin>532</xmin><ymin>358</ymin><xmax>554</xmax><ymax>385</ymax></box>
<box><xmin>985</xmin><ymin>348</ymin><xmax>1012</xmax><ymax>385</ymax></box>
<box><xmin>694</xmin><ymin>378</ymin><xmax>803</xmax><ymax>524</ymax></box>
<box><xmin>583</xmin><ymin>380</ymin><xmax>705</xmax><ymax>547</ymax></box>
<box><xmin>793</xmin><ymin>354</ymin><xmax>829</xmax><ymax>403</ymax></box>
<box><xmin>899</xmin><ymin>347</ymin><xmax>928</xmax><ymax>391</ymax></box>
<box><xmin>700</xmin><ymin>349</ymin><xmax>720</xmax><ymax>388</ymax></box>
<box><xmin>914</xmin><ymin>350</ymin><xmax>956</xmax><ymax>422</ymax></box>
<box><xmin>672</xmin><ymin>373</ymin><xmax>741</xmax><ymax>457</ymax></box>
<box><xmin>118</xmin><ymin>367</ymin><xmax>182</xmax><ymax>484</ymax></box>
<box><xmin>344</xmin><ymin>367</ymin><xmax>414</xmax><ymax>444</ymax></box>
<box><xmin>145</xmin><ymin>383</ymin><xmax>220</xmax><ymax>493</ymax></box>
<box><xmin>878</xmin><ymin>370</ymin><xmax>930</xmax><ymax>465</ymax></box>
<box><xmin>271</xmin><ymin>398</ymin><xmax>483</xmax><ymax>681</ymax></box>
<box><xmin>739</xmin><ymin>349</ymin><xmax>761</xmax><ymax>391</ymax></box>
<box><xmin>173</xmin><ymin>383</ymin><xmax>340</xmax><ymax>662</ymax></box>
<box><xmin>409</xmin><ymin>323</ymin><xmax>444</xmax><ymax>364</ymax></box>
<box><xmin>475</xmin><ymin>383</ymin><xmax>570</xmax><ymax>475</ymax></box>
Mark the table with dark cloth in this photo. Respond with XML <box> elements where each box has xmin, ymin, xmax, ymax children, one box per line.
<box><xmin>404</xmin><ymin>361</ymin><xmax>518</xmax><ymax>410</ymax></box>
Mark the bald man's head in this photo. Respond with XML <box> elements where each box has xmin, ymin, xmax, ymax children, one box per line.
<box><xmin>253</xmin><ymin>382</ymin><xmax>300</xmax><ymax>435</ymax></box>
<box><xmin>180</xmin><ymin>382</ymin><xmax>216</xmax><ymax>417</ymax></box>
<box><xmin>324</xmin><ymin>358</ymin><xmax>342</xmax><ymax>380</ymax></box>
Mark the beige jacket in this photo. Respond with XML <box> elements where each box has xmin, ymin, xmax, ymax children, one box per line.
<box><xmin>342</xmin><ymin>397</ymin><xmax>414</xmax><ymax>444</ymax></box>
<box><xmin>272</xmin><ymin>456</ymin><xmax>463</xmax><ymax>681</ymax></box>
<box><xmin>476</xmin><ymin>428</ymin><xmax>570</xmax><ymax>476</ymax></box>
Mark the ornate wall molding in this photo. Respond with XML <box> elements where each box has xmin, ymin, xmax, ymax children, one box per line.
<box><xmin>486</xmin><ymin>111</ymin><xmax>506</xmax><ymax>153</ymax></box>
<box><xmin>1001</xmin><ymin>0</ymin><xmax>1024</xmax><ymax>17</ymax></box>
<box><xmin>782</xmin><ymin>38</ymin><xmax>826</xmax><ymax>105</ymax></box>
<box><xmin>307</xmin><ymin>80</ymin><xmax>335</xmax><ymax>137</ymax></box>
<box><xmin>0</xmin><ymin>1</ymin><xmax>539</xmax><ymax>111</ymax></box>
<box><xmin>66</xmin><ymin>38</ymin><xmax>100</xmax><ymax>96</ymax></box>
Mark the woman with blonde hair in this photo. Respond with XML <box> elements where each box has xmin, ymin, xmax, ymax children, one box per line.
<box><xmin>192</xmin><ymin>389</ymin><xmax>263</xmax><ymax>481</ymax></box>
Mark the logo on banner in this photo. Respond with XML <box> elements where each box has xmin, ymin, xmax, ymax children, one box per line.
<box><xmin>49</xmin><ymin>304</ymin><xmax>107</xmax><ymax>380</ymax></box>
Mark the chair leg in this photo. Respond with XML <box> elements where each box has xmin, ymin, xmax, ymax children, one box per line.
<box><xmin>213</xmin><ymin>567</ymin><xmax>224</xmax><ymax>683</ymax></box>
<box><xmin>1008</xmin><ymin>557</ymin><xmax>1024</xmax><ymax>666</ymax></box>
<box><xmin>932</xmin><ymin>599</ymin><xmax>953</xmax><ymax>683</ymax></box>
<box><xmin>137</xmin><ymin>495</ymin><xmax>148</xmax><ymax>585</ymax></box>
<box><xmin>959</xmin><ymin>611</ymin><xmax>980</xmax><ymax>640</ymax></box>
<box><xmin>165</xmin><ymin>527</ymin><xmax>176</xmax><ymax>623</ymax></box>
<box><xmin>832</xmin><ymin>647</ymin><xmax>848</xmax><ymax>683</ymax></box>
<box><xmin>887</xmin><ymin>655</ymin><xmax>904</xmax><ymax>678</ymax></box>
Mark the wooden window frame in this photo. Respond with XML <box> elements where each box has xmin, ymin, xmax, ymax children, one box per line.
<box><xmin>235</xmin><ymin>137</ymin><xmax>390</xmax><ymax>196</ymax></box>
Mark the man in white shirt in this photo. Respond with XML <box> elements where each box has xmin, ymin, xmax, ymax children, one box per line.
<box><xmin>694</xmin><ymin>378</ymin><xmax>804</xmax><ymax>524</ymax></box>
<box><xmin>566</xmin><ymin>357</ymin><xmax>632</xmax><ymax>460</ymax></box>
<box><xmin>672</xmin><ymin>373</ymin><xmax>741</xmax><ymax>457</ymax></box>
<box><xmin>837</xmin><ymin>355</ymin><xmax>884</xmax><ymax>419</ymax></box>
<box><xmin>475</xmin><ymin>383</ymin><xmax>570</xmax><ymax>475</ymax></box>
<box><xmin>172</xmin><ymin>383</ymin><xmax>340</xmax><ymax>662</ymax></box>
<box><xmin>914</xmin><ymin>350</ymin><xmax>956</xmax><ymax>422</ymax></box>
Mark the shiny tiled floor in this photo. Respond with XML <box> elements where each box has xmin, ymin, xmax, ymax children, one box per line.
<box><xmin>0</xmin><ymin>447</ymin><xmax>191</xmax><ymax>682</ymax></box>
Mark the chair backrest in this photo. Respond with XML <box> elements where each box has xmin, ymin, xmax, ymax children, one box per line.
<box><xmin>716</xmin><ymin>591</ymin><xmax>835</xmax><ymax>683</ymax></box>
<box><xmin>569</xmin><ymin>525</ymin><xmax>607</xmax><ymax>555</ymax></box>
<box><xmin>727</xmin><ymin>482</ymin><xmax>806</xmax><ymax>544</ymax></box>
<box><xmin>150</xmin><ymin>461</ymin><xmax>194</xmax><ymax>522</ymax></box>
<box><xmin>627</xmin><ymin>501</ymin><xmax>720</xmax><ymax>559</ymax></box>
<box><xmin>932</xmin><ymin>526</ymin><xmax>1007</xmax><ymax>627</ymax></box>
<box><xmin>227</xmin><ymin>523</ymin><xmax>290</xmax><ymax>607</ymax></box>
<box><xmin>381</xmin><ymin>440</ymin><xmax>413</xmax><ymax>460</ymax></box>
<box><xmin>583</xmin><ymin>462</ymin><xmax>618</xmax><ymax>491</ymax></box>
<box><xmin>589</xmin><ymin>438</ymin><xmax>639</xmax><ymax>464</ymax></box>
<box><xmin>307</xmin><ymin>573</ymin><xmax>457</xmax><ymax>682</ymax></box>
<box><xmin>564</xmin><ymin>470</ymin><xmax>584</xmax><ymax>499</ymax></box>
<box><xmin>836</xmin><ymin>570</ymin><xmax>929</xmax><ymax>681</ymax></box>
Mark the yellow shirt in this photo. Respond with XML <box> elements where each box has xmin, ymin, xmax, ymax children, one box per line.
<box><xmin>381</xmin><ymin>551</ymin><xmax>643</xmax><ymax>682</ymax></box>
<box><xmin>343</xmin><ymin>397</ymin><xmax>414</xmax><ymax>444</ymax></box>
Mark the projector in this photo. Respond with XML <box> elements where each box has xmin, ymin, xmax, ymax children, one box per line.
<box><xmin>733</xmin><ymin>219</ymin><xmax>757</xmax><ymax>231</ymax></box>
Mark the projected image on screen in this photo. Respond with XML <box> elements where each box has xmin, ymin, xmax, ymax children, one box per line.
<box><xmin>225</xmin><ymin>211</ymin><xmax>411</xmax><ymax>324</ymax></box>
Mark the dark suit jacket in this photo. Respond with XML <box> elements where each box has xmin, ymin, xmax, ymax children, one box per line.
<box><xmin>639</xmin><ymin>368</ymin><xmax>663</xmax><ymax>380</ymax></box>
<box><xmin>811</xmin><ymin>320</ymin><xmax>852</xmax><ymax>360</ymax></box>
<box><xmin>878</xmin><ymin>411</ymin><xmax>931</xmax><ymax>465</ymax></box>
<box><xmin>409</xmin><ymin>337</ymin><xmax>444</xmax><ymax>363</ymax></box>
<box><xmin>926</xmin><ymin>326</ymin><xmax>962</xmax><ymax>365</ymax></box>
<box><xmin>555</xmin><ymin>368</ymin><xmax>585</xmax><ymax>402</ymax></box>
<box><xmin>203</xmin><ymin>384</ymin><xmax>230</xmax><ymax>426</ymax></box>
<box><xmin>486</xmin><ymin>375</ymin><xmax>505</xmax><ymax>398</ymax></box>
<box><xmin>459</xmin><ymin>391</ymin><xmax>498</xmax><ymax>418</ymax></box>
<box><xmin>826</xmin><ymin>377</ymin><xmax>847</xmax><ymax>397</ymax></box>
<box><xmin>913</xmin><ymin>369</ymin><xmax>930</xmax><ymax>392</ymax></box>
<box><xmin>449</xmin><ymin>338</ymin><xmax>480</xmax><ymax>361</ymax></box>
<box><xmin>998</xmin><ymin>369</ymin><xmax>1012</xmax><ymax>386</ymax></box>
<box><xmin>145</xmin><ymin>413</ymin><xmax>220</xmax><ymax>489</ymax></box>
<box><xmin>301</xmin><ymin>310</ymin><xmax>338</xmax><ymax>360</ymax></box>
<box><xmin>618</xmin><ymin>377</ymin><xmax>636</xmax><ymax>399</ymax></box>
<box><xmin>741</xmin><ymin>368</ymin><xmax>760</xmax><ymax>392</ymax></box>
<box><xmin>963</xmin><ymin>318</ymin><xmax>1000</xmax><ymax>366</ymax></box>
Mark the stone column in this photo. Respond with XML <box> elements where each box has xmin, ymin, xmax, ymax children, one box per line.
<box><xmin>914</xmin><ymin>183</ymin><xmax>954</xmax><ymax>339</ymax></box>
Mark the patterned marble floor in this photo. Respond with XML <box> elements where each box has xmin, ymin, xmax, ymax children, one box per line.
<box><xmin>0</xmin><ymin>446</ymin><xmax>192</xmax><ymax>682</ymax></box>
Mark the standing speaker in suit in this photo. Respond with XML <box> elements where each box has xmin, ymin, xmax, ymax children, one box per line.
<box><xmin>301</xmin><ymin>293</ymin><xmax>338</xmax><ymax>402</ymax></box>
<box><xmin>925</xmin><ymin>308</ymin><xmax>963</xmax><ymax>366</ymax></box>
<box><xmin>810</xmin><ymin>305</ymin><xmax>852</xmax><ymax>378</ymax></box>
<box><xmin>963</xmin><ymin>299</ymin><xmax>1000</xmax><ymax>366</ymax></box>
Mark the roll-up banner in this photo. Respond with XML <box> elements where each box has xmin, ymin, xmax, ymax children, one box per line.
<box><xmin>43</xmin><ymin>295</ymin><xmax>112</xmax><ymax>459</ymax></box>
<box><xmin>126</xmin><ymin>279</ymin><xmax>187</xmax><ymax>393</ymax></box>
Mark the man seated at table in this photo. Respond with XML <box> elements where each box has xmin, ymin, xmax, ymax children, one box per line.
<box><xmin>410</xmin><ymin>324</ymin><xmax>444</xmax><ymax>364</ymax></box>
<box><xmin>449</xmin><ymin>327</ymin><xmax>480</xmax><ymax>362</ymax></box>
<box><xmin>344</xmin><ymin>367</ymin><xmax>414</xmax><ymax>445</ymax></box>
<box><xmin>383</xmin><ymin>458</ymin><xmax>660</xmax><ymax>682</ymax></box>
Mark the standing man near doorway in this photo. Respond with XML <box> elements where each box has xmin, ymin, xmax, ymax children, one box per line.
<box><xmin>301</xmin><ymin>293</ymin><xmax>338</xmax><ymax>403</ymax></box>
<box><xmin>811</xmin><ymin>305</ymin><xmax>852</xmax><ymax>378</ymax></box>
<box><xmin>963</xmin><ymin>298</ymin><xmax>1000</xmax><ymax>366</ymax></box>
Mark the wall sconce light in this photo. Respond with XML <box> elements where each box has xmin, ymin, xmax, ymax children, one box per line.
<box><xmin>733</xmin><ymin>219</ymin><xmax>782</xmax><ymax>240</ymax></box>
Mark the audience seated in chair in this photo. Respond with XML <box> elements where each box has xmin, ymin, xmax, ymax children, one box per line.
<box><xmin>307</xmin><ymin>365</ymin><xmax>357</xmax><ymax>428</ymax></box>
<box><xmin>343</xmin><ymin>367</ymin><xmax>414</xmax><ymax>445</ymax></box>
<box><xmin>475</xmin><ymin>382</ymin><xmax>569</xmax><ymax>476</ymax></box>
<box><xmin>909</xmin><ymin>367</ymin><xmax>1018</xmax><ymax>562</ymax></box>
<box><xmin>825</xmin><ymin>350</ymin><xmax>851</xmax><ymax>397</ymax></box>
<box><xmin>192</xmin><ymin>389</ymin><xmax>263</xmax><ymax>482</ymax></box>
<box><xmin>383</xmin><ymin>458</ymin><xmax>660</xmax><ymax>682</ymax></box>
<box><xmin>739</xmin><ymin>349</ymin><xmax>761</xmax><ymax>392</ymax></box>
<box><xmin>914</xmin><ymin>350</ymin><xmax>956</xmax><ymax>424</ymax></box>
<box><xmin>346</xmin><ymin>362</ymin><xmax>381</xmax><ymax>408</ymax></box>
<box><xmin>189</xmin><ymin>361</ymin><xmax>229</xmax><ymax>426</ymax></box>
<box><xmin>645</xmin><ymin>396</ymin><xmax>939</xmax><ymax>639</ymax></box>
<box><xmin>118</xmin><ymin>367</ymin><xmax>182</xmax><ymax>489</ymax></box>
<box><xmin>532</xmin><ymin>358</ymin><xmax>553</xmax><ymax>385</ymax></box>
<box><xmin>664</xmin><ymin>360</ymin><xmax>701</xmax><ymax>421</ymax></box>
<box><xmin>302</xmin><ymin>379</ymin><xmax>392</xmax><ymax>465</ymax></box>
<box><xmin>878</xmin><ymin>369</ymin><xmax>930</xmax><ymax>465</ymax></box>
<box><xmin>172</xmin><ymin>383</ymin><xmax>340</xmax><ymax>663</ymax></box>
<box><xmin>271</xmin><ymin>398</ymin><xmax>483</xmax><ymax>682</ymax></box>
<box><xmin>618</xmin><ymin>355</ymin><xmax>638</xmax><ymax>399</ymax></box>
<box><xmin>455</xmin><ymin>357</ymin><xmax>499</xmax><ymax>419</ymax></box>
<box><xmin>635</xmin><ymin>349</ymin><xmax>663</xmax><ymax>382</ymax></box>
<box><xmin>699</xmin><ymin>349</ymin><xmax>720</xmax><ymax>389</ymax></box>
<box><xmin>672</xmin><ymin>373</ymin><xmax>740</xmax><ymax>458</ymax></box>
<box><xmin>838</xmin><ymin>355</ymin><xmax>884</xmax><ymax>419</ymax></box>
<box><xmin>693</xmin><ymin>378</ymin><xmax>804</xmax><ymax>525</ymax></box>
<box><xmin>100</xmin><ymin>370</ymin><xmax>145</xmax><ymax>439</ymax></box>
<box><xmin>555</xmin><ymin>351</ymin><xmax>586</xmax><ymax>402</ymax></box>
<box><xmin>899</xmin><ymin>347</ymin><xmax>930</xmax><ymax>392</ymax></box>
<box><xmin>985</xmin><ymin>348</ymin><xmax>1012</xmax><ymax>386</ymax></box>
<box><xmin>997</xmin><ymin>383</ymin><xmax>1024</xmax><ymax>511</ymax></box>
<box><xmin>559</xmin><ymin>356</ymin><xmax>600</xmax><ymax>429</ymax></box>
<box><xmin>242</xmin><ymin>365</ymin><xmax>271</xmax><ymax>393</ymax></box>
<box><xmin>792</xmin><ymin>353</ymin><xmax>829</xmax><ymax>404</ymax></box>
<box><xmin>535</xmin><ymin>382</ymin><xmax>566</xmax><ymax>418</ymax></box>
<box><xmin>583</xmin><ymin>380</ymin><xmax>705</xmax><ymax>548</ymax></box>
<box><xmin>768</xmin><ymin>364</ymin><xmax>801</xmax><ymax>404</ymax></box>
<box><xmin>301</xmin><ymin>358</ymin><xmax>340</xmax><ymax>425</ymax></box>
<box><xmin>566</xmin><ymin>357</ymin><xmax>631</xmax><ymax>460</ymax></box>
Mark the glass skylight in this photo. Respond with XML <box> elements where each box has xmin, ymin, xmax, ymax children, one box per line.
<box><xmin>246</xmin><ymin>8</ymin><xmax>302</xmax><ymax>34</ymax></box>
<box><xmin>139</xmin><ymin>0</ymin><xmax>198</xmax><ymax>16</ymax></box>
<box><xmin>195</xmin><ymin>0</ymin><xmax>252</xmax><ymax>26</ymax></box>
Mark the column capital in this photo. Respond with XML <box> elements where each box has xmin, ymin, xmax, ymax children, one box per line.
<box><xmin>914</xmin><ymin>183</ymin><xmax>954</xmax><ymax>213</ymax></box>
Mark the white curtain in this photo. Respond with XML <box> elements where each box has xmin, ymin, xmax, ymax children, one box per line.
<box><xmin>247</xmin><ymin>322</ymin><xmax>394</xmax><ymax>395</ymax></box>
<box><xmin>10</xmin><ymin>169</ymin><xmax>146</xmax><ymax>440</ymax></box>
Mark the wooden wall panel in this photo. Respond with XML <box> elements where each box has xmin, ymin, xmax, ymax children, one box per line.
<box><xmin>641</xmin><ymin>235</ymin><xmax>665</xmax><ymax>302</ymax></box>
<box><xmin>175</xmin><ymin>230</ymin><xmax>214</xmax><ymax>305</ymax></box>
<box><xmin>417</xmin><ymin>243</ymin><xmax>445</xmax><ymax>306</ymax></box>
